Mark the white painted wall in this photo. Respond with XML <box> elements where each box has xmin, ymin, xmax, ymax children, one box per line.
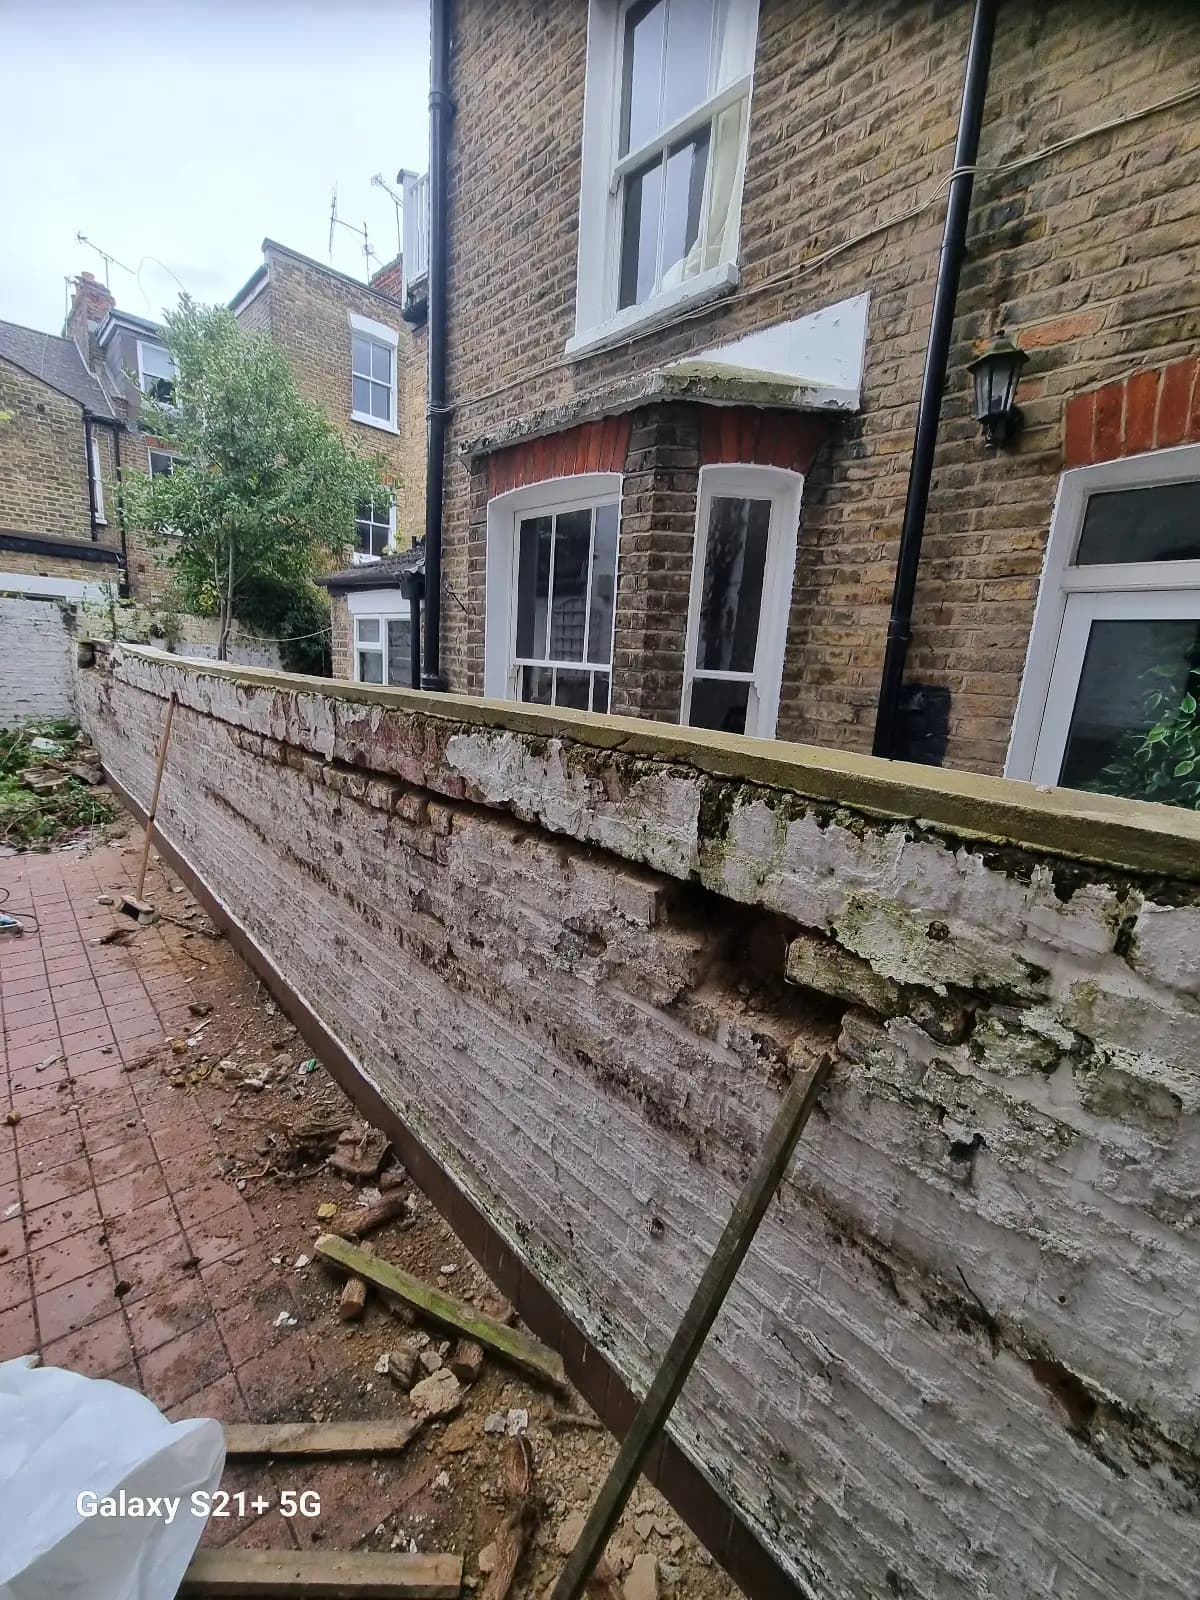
<box><xmin>0</xmin><ymin>595</ymin><xmax>77</xmax><ymax>723</ymax></box>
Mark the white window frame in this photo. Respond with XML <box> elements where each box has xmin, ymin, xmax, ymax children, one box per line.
<box><xmin>569</xmin><ymin>0</ymin><xmax>759</xmax><ymax>359</ymax></box>
<box><xmin>349</xmin><ymin>312</ymin><xmax>399</xmax><ymax>433</ymax></box>
<box><xmin>136</xmin><ymin>339</ymin><xmax>176</xmax><ymax>401</ymax></box>
<box><xmin>89</xmin><ymin>435</ymin><xmax>106</xmax><ymax>524</ymax></box>
<box><xmin>147</xmin><ymin>446</ymin><xmax>180</xmax><ymax>477</ymax></box>
<box><xmin>1006</xmin><ymin>443</ymin><xmax>1200</xmax><ymax>786</ymax></box>
<box><xmin>484</xmin><ymin>473</ymin><xmax>622</xmax><ymax>707</ymax></box>
<box><xmin>680</xmin><ymin>463</ymin><xmax>802</xmax><ymax>740</ymax></box>
<box><xmin>348</xmin><ymin>589</ymin><xmax>413</xmax><ymax>686</ymax></box>
<box><xmin>353</xmin><ymin>499</ymin><xmax>396</xmax><ymax>564</ymax></box>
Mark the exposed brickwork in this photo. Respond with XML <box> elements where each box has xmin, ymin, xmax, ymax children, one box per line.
<box><xmin>0</xmin><ymin>358</ymin><xmax>118</xmax><ymax>547</ymax></box>
<box><xmin>330</xmin><ymin>593</ymin><xmax>351</xmax><ymax>681</ymax></box>
<box><xmin>439</xmin><ymin>0</ymin><xmax>1200</xmax><ymax>774</ymax></box>
<box><xmin>81</xmin><ymin>649</ymin><xmax>1200</xmax><ymax>1600</ymax></box>
<box><xmin>0</xmin><ymin>548</ymin><xmax>118</xmax><ymax>585</ymax></box>
<box><xmin>1064</xmin><ymin>356</ymin><xmax>1200</xmax><ymax>467</ymax></box>
<box><xmin>698</xmin><ymin>407</ymin><xmax>827</xmax><ymax>472</ymax></box>
<box><xmin>488</xmin><ymin>416</ymin><xmax>632</xmax><ymax>496</ymax></box>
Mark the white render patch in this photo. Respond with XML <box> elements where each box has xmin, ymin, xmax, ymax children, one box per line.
<box><xmin>665</xmin><ymin>292</ymin><xmax>870</xmax><ymax>411</ymax></box>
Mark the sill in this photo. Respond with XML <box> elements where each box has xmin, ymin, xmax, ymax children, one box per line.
<box><xmin>565</xmin><ymin>262</ymin><xmax>740</xmax><ymax>362</ymax></box>
<box><xmin>351</xmin><ymin>553</ymin><xmax>383</xmax><ymax>566</ymax></box>
<box><xmin>351</xmin><ymin>411</ymin><xmax>399</xmax><ymax>435</ymax></box>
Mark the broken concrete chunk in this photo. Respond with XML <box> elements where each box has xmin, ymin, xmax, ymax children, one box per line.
<box><xmin>419</xmin><ymin>1347</ymin><xmax>444</xmax><ymax>1375</ymax></box>
<box><xmin>483</xmin><ymin>1412</ymin><xmax>507</xmax><ymax>1436</ymax></box>
<box><xmin>505</xmin><ymin>1408</ymin><xmax>529</xmax><ymax>1436</ymax></box>
<box><xmin>387</xmin><ymin>1347</ymin><xmax>420</xmax><ymax>1390</ymax></box>
<box><xmin>624</xmin><ymin>1553</ymin><xmax>659</xmax><ymax>1600</ymax></box>
<box><xmin>556</xmin><ymin>1511</ymin><xmax>587</xmax><ymax>1556</ymax></box>
<box><xmin>409</xmin><ymin>1367</ymin><xmax>463</xmax><ymax>1420</ymax></box>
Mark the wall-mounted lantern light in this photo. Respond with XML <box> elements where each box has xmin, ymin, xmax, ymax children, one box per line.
<box><xmin>968</xmin><ymin>330</ymin><xmax>1029</xmax><ymax>448</ymax></box>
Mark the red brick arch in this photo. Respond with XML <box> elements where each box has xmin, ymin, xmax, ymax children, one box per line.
<box><xmin>1064</xmin><ymin>357</ymin><xmax>1200</xmax><ymax>468</ymax></box>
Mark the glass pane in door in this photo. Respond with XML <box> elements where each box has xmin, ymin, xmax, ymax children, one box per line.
<box><xmin>689</xmin><ymin>678</ymin><xmax>751</xmax><ymax>734</ymax></box>
<box><xmin>695</xmin><ymin>496</ymin><xmax>770</xmax><ymax>672</ymax></box>
<box><xmin>1059</xmin><ymin>617</ymin><xmax>1200</xmax><ymax>807</ymax></box>
<box><xmin>386</xmin><ymin>619</ymin><xmax>412</xmax><ymax>686</ymax></box>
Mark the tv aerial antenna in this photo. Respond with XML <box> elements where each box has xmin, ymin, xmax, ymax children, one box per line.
<box><xmin>75</xmin><ymin>232</ymin><xmax>134</xmax><ymax>287</ymax></box>
<box><xmin>328</xmin><ymin>185</ymin><xmax>380</xmax><ymax>274</ymax></box>
<box><xmin>370</xmin><ymin>172</ymin><xmax>404</xmax><ymax>257</ymax></box>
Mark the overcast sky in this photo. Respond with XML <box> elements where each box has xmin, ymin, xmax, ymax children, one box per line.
<box><xmin>0</xmin><ymin>0</ymin><xmax>431</xmax><ymax>333</ymax></box>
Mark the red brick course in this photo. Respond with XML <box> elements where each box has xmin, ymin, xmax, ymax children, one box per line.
<box><xmin>1064</xmin><ymin>356</ymin><xmax>1200</xmax><ymax>468</ymax></box>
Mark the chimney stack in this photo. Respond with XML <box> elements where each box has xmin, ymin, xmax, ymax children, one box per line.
<box><xmin>65</xmin><ymin>270</ymin><xmax>116</xmax><ymax>364</ymax></box>
<box><xmin>369</xmin><ymin>255</ymin><xmax>405</xmax><ymax>303</ymax></box>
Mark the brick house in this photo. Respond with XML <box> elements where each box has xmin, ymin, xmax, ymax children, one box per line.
<box><xmin>411</xmin><ymin>0</ymin><xmax>1199</xmax><ymax>806</ymax></box>
<box><xmin>0</xmin><ymin>276</ymin><xmax>128</xmax><ymax>603</ymax></box>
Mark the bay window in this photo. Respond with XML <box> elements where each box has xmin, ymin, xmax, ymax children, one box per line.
<box><xmin>485</xmin><ymin>475</ymin><xmax>621</xmax><ymax>713</ymax></box>
<box><xmin>681</xmin><ymin>465</ymin><xmax>802</xmax><ymax>739</ymax></box>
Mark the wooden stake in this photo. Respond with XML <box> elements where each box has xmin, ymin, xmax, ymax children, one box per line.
<box><xmin>135</xmin><ymin>691</ymin><xmax>177</xmax><ymax>902</ymax></box>
<box><xmin>549</xmin><ymin>1054</ymin><xmax>834</xmax><ymax>1600</ymax></box>
<box><xmin>224</xmin><ymin>1419</ymin><xmax>422</xmax><ymax>1456</ymax></box>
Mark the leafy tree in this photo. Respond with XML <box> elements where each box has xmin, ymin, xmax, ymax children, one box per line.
<box><xmin>1087</xmin><ymin>662</ymin><xmax>1200</xmax><ymax>810</ymax></box>
<box><xmin>126</xmin><ymin>298</ymin><xmax>388</xmax><ymax>661</ymax></box>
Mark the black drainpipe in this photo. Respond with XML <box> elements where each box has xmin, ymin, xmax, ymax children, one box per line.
<box><xmin>871</xmin><ymin>0</ymin><xmax>998</xmax><ymax>760</ymax></box>
<box><xmin>401</xmin><ymin>569</ymin><xmax>424</xmax><ymax>690</ymax></box>
<box><xmin>421</xmin><ymin>0</ymin><xmax>452</xmax><ymax>691</ymax></box>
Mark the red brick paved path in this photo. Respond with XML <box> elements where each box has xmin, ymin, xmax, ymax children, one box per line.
<box><xmin>0</xmin><ymin>844</ymin><xmax>444</xmax><ymax>1553</ymax></box>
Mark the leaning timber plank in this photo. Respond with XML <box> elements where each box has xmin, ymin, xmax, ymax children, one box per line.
<box><xmin>180</xmin><ymin>1548</ymin><xmax>462</xmax><ymax>1597</ymax></box>
<box><xmin>224</xmin><ymin>1419</ymin><xmax>423</xmax><ymax>1456</ymax></box>
<box><xmin>314</xmin><ymin>1233</ymin><xmax>567</xmax><ymax>1392</ymax></box>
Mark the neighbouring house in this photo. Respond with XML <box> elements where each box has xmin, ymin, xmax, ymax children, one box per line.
<box><xmin>0</xmin><ymin>276</ymin><xmax>127</xmax><ymax>604</ymax></box>
<box><xmin>406</xmin><ymin>0</ymin><xmax>1199</xmax><ymax>808</ymax></box>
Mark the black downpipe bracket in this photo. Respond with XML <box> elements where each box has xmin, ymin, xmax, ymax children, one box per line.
<box><xmin>871</xmin><ymin>0</ymin><xmax>998</xmax><ymax>760</ymax></box>
<box><xmin>421</xmin><ymin>0</ymin><xmax>452</xmax><ymax>691</ymax></box>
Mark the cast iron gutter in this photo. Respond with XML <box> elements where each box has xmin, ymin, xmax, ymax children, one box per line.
<box><xmin>421</xmin><ymin>0</ymin><xmax>452</xmax><ymax>690</ymax></box>
<box><xmin>871</xmin><ymin>0</ymin><xmax>998</xmax><ymax>760</ymax></box>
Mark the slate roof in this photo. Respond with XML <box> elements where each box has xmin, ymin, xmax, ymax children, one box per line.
<box><xmin>0</xmin><ymin>321</ymin><xmax>115</xmax><ymax>416</ymax></box>
<box><xmin>319</xmin><ymin>543</ymin><xmax>425</xmax><ymax>593</ymax></box>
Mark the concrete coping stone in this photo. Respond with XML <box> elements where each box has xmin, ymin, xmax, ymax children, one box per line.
<box><xmin>92</xmin><ymin>643</ymin><xmax>1200</xmax><ymax>883</ymax></box>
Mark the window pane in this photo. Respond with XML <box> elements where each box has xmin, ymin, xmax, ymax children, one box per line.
<box><xmin>689</xmin><ymin>678</ymin><xmax>750</xmax><ymax>734</ymax></box>
<box><xmin>1059</xmin><ymin>618</ymin><xmax>1200</xmax><ymax>808</ymax></box>
<box><xmin>515</xmin><ymin>516</ymin><xmax>552</xmax><ymax>658</ymax></box>
<box><xmin>621</xmin><ymin>0</ymin><xmax>666</xmax><ymax>155</ymax></box>
<box><xmin>353</xmin><ymin>376</ymin><xmax>372</xmax><ymax>414</ymax></box>
<box><xmin>703</xmin><ymin>98</ymin><xmax>745</xmax><ymax>270</ymax></box>
<box><xmin>619</xmin><ymin>157</ymin><xmax>664</xmax><ymax>310</ymax></box>
<box><xmin>372</xmin><ymin>341</ymin><xmax>392</xmax><ymax>382</ymax></box>
<box><xmin>555</xmin><ymin>668</ymin><xmax>591</xmax><ymax>711</ymax></box>
<box><xmin>521</xmin><ymin>665</ymin><xmax>553</xmax><ymax>705</ymax></box>
<box><xmin>663</xmin><ymin>0</ymin><xmax>715</xmax><ymax>127</ymax></box>
<box><xmin>695</xmin><ymin>496</ymin><xmax>771</xmax><ymax>672</ymax></box>
<box><xmin>370</xmin><ymin>381</ymin><xmax>391</xmax><ymax>421</ymax></box>
<box><xmin>660</xmin><ymin>129</ymin><xmax>709</xmax><ymax>291</ymax></box>
<box><xmin>356</xmin><ymin>618</ymin><xmax>380</xmax><ymax>643</ymax></box>
<box><xmin>358</xmin><ymin>650</ymin><xmax>383</xmax><ymax>684</ymax></box>
<box><xmin>1076</xmin><ymin>482</ymin><xmax>1200</xmax><ymax>565</ymax></box>
<box><xmin>591</xmin><ymin>673</ymin><xmax>611</xmax><ymax>714</ymax></box>
<box><xmin>587</xmin><ymin>503</ymin><xmax>618</xmax><ymax>665</ymax></box>
<box><xmin>387</xmin><ymin>619</ymin><xmax>412</xmax><ymax>686</ymax></box>
<box><xmin>550</xmin><ymin>509</ymin><xmax>592</xmax><ymax>661</ymax></box>
<box><xmin>149</xmin><ymin>451</ymin><xmax>174</xmax><ymax>477</ymax></box>
<box><xmin>352</xmin><ymin>334</ymin><xmax>372</xmax><ymax>376</ymax></box>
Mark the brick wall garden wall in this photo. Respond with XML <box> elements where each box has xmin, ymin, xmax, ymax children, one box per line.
<box><xmin>0</xmin><ymin>357</ymin><xmax>118</xmax><ymax>548</ymax></box>
<box><xmin>0</xmin><ymin>596</ymin><xmax>77</xmax><ymax>722</ymax></box>
<box><xmin>80</xmin><ymin>645</ymin><xmax>1200</xmax><ymax>1600</ymax></box>
<box><xmin>439</xmin><ymin>0</ymin><xmax>1200</xmax><ymax>772</ymax></box>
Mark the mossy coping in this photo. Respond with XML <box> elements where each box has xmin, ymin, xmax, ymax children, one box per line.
<box><xmin>89</xmin><ymin>644</ymin><xmax>1200</xmax><ymax>883</ymax></box>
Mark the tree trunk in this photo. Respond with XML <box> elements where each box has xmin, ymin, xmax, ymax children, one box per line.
<box><xmin>217</xmin><ymin>540</ymin><xmax>234</xmax><ymax>660</ymax></box>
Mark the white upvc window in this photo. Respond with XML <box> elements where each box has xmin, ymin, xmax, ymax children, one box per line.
<box><xmin>349</xmin><ymin>313</ymin><xmax>399</xmax><ymax>432</ymax></box>
<box><xmin>349</xmin><ymin>592</ymin><xmax>414</xmax><ymax>687</ymax></box>
<box><xmin>354</xmin><ymin>498</ymin><xmax>395</xmax><ymax>562</ymax></box>
<box><xmin>680</xmin><ymin>464</ymin><xmax>802</xmax><ymax>739</ymax></box>
<box><xmin>89</xmin><ymin>436</ymin><xmax>106</xmax><ymax>524</ymax></box>
<box><xmin>1007</xmin><ymin>443</ymin><xmax>1200</xmax><ymax>810</ymax></box>
<box><xmin>485</xmin><ymin>474</ymin><xmax>621</xmax><ymax>714</ymax></box>
<box><xmin>137</xmin><ymin>340</ymin><xmax>176</xmax><ymax>403</ymax></box>
<box><xmin>148</xmin><ymin>447</ymin><xmax>179</xmax><ymax>477</ymax></box>
<box><xmin>570</xmin><ymin>0</ymin><xmax>758</xmax><ymax>358</ymax></box>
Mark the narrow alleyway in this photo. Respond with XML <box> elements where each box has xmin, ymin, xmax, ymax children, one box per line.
<box><xmin>0</xmin><ymin>825</ymin><xmax>741</xmax><ymax>1596</ymax></box>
